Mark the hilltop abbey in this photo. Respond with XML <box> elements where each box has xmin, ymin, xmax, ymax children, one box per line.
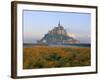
<box><xmin>38</xmin><ymin>21</ymin><xmax>79</xmax><ymax>45</ymax></box>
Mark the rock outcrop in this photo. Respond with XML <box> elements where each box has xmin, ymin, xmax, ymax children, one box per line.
<box><xmin>38</xmin><ymin>21</ymin><xmax>79</xmax><ymax>44</ymax></box>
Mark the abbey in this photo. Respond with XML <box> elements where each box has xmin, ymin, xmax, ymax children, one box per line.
<box><xmin>38</xmin><ymin>21</ymin><xmax>79</xmax><ymax>44</ymax></box>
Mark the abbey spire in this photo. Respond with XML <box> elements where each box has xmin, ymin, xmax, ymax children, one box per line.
<box><xmin>58</xmin><ymin>20</ymin><xmax>61</xmax><ymax>27</ymax></box>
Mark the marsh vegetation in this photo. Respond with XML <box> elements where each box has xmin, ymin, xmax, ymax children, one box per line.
<box><xmin>23</xmin><ymin>46</ymin><xmax>90</xmax><ymax>69</ymax></box>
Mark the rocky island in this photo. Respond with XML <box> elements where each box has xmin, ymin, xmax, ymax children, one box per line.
<box><xmin>38</xmin><ymin>21</ymin><xmax>79</xmax><ymax>45</ymax></box>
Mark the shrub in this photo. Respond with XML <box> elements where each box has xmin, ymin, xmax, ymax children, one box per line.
<box><xmin>44</xmin><ymin>53</ymin><xmax>61</xmax><ymax>61</ymax></box>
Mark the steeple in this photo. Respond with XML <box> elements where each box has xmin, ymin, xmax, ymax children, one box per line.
<box><xmin>58</xmin><ymin>20</ymin><xmax>61</xmax><ymax>27</ymax></box>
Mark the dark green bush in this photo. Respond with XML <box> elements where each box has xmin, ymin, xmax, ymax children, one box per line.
<box><xmin>44</xmin><ymin>53</ymin><xmax>61</xmax><ymax>61</ymax></box>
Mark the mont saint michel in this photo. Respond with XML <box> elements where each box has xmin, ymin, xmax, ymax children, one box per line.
<box><xmin>23</xmin><ymin>10</ymin><xmax>91</xmax><ymax>69</ymax></box>
<box><xmin>38</xmin><ymin>21</ymin><xmax>79</xmax><ymax>45</ymax></box>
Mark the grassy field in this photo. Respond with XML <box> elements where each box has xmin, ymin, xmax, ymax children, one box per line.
<box><xmin>23</xmin><ymin>46</ymin><xmax>90</xmax><ymax>69</ymax></box>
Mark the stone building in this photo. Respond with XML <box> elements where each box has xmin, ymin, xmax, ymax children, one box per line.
<box><xmin>38</xmin><ymin>21</ymin><xmax>79</xmax><ymax>44</ymax></box>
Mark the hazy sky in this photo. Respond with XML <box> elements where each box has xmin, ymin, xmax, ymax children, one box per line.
<box><xmin>23</xmin><ymin>10</ymin><xmax>91</xmax><ymax>43</ymax></box>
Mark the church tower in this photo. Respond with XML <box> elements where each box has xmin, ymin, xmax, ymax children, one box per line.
<box><xmin>58</xmin><ymin>20</ymin><xmax>61</xmax><ymax>27</ymax></box>
<box><xmin>57</xmin><ymin>21</ymin><xmax>65</xmax><ymax>35</ymax></box>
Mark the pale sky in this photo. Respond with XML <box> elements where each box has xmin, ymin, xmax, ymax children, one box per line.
<box><xmin>23</xmin><ymin>10</ymin><xmax>91</xmax><ymax>43</ymax></box>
